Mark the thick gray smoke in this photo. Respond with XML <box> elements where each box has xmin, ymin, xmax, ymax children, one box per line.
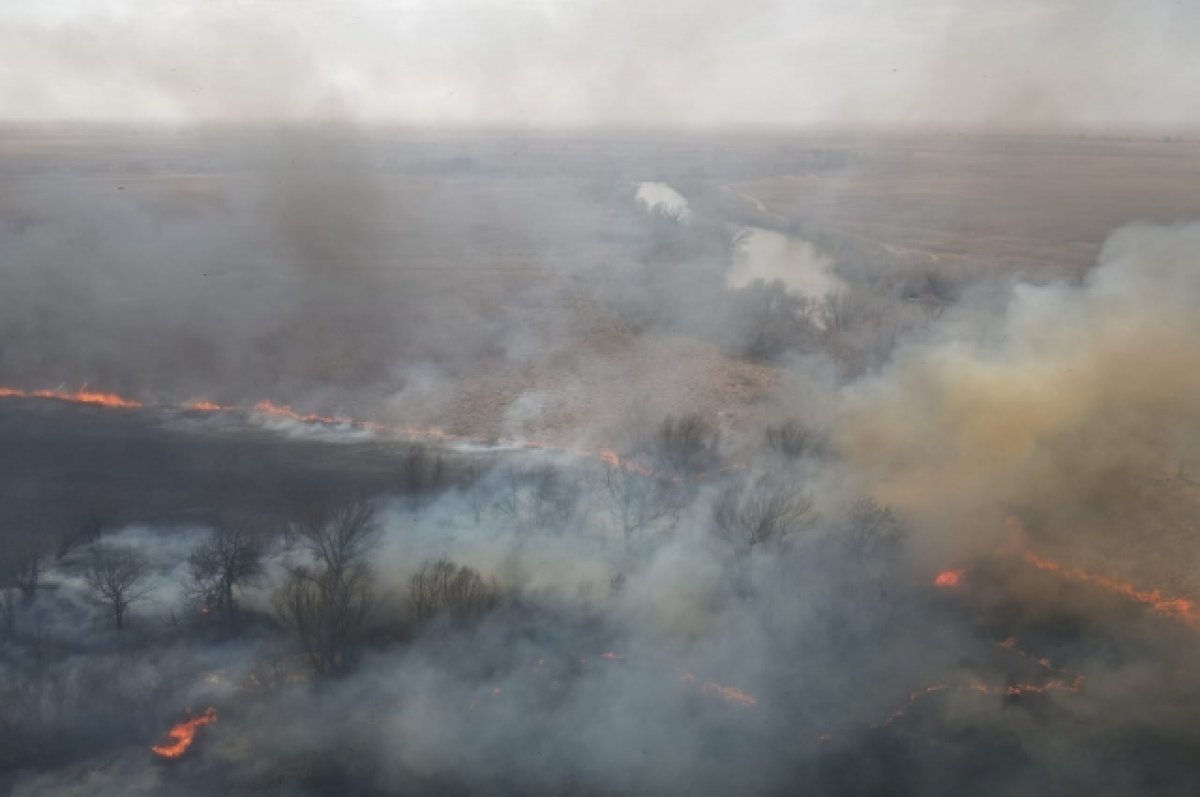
<box><xmin>840</xmin><ymin>223</ymin><xmax>1200</xmax><ymax>554</ymax></box>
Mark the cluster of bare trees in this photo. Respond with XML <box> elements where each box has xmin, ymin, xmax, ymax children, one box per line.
<box><xmin>726</xmin><ymin>279</ymin><xmax>817</xmax><ymax>361</ymax></box>
<box><xmin>493</xmin><ymin>464</ymin><xmax>579</xmax><ymax>533</ymax></box>
<box><xmin>410</xmin><ymin>559</ymin><xmax>501</xmax><ymax>626</ymax></box>
<box><xmin>722</xmin><ymin>270</ymin><xmax>948</xmax><ymax>375</ymax></box>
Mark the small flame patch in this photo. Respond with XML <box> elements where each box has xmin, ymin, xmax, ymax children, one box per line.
<box><xmin>151</xmin><ymin>707</ymin><xmax>217</xmax><ymax>760</ymax></box>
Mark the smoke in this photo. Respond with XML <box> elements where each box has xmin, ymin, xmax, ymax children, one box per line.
<box><xmin>839</xmin><ymin>223</ymin><xmax>1200</xmax><ymax>555</ymax></box>
<box><xmin>2</xmin><ymin>1</ymin><xmax>1198</xmax><ymax>129</ymax></box>
<box><xmin>2</xmin><ymin>4</ymin><xmax>1200</xmax><ymax>789</ymax></box>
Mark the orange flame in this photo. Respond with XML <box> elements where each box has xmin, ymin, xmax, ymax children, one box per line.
<box><xmin>871</xmin><ymin>674</ymin><xmax>1083</xmax><ymax>728</ymax></box>
<box><xmin>251</xmin><ymin>400</ymin><xmax>356</xmax><ymax>426</ymax></box>
<box><xmin>934</xmin><ymin>569</ymin><xmax>965</xmax><ymax>588</ymax></box>
<box><xmin>682</xmin><ymin>673</ymin><xmax>758</xmax><ymax>708</ymax></box>
<box><xmin>151</xmin><ymin>707</ymin><xmax>217</xmax><ymax>759</ymax></box>
<box><xmin>597</xmin><ymin>449</ymin><xmax>660</xmax><ymax>478</ymax></box>
<box><xmin>22</xmin><ymin>386</ymin><xmax>143</xmax><ymax>408</ymax></box>
<box><xmin>1006</xmin><ymin>516</ymin><xmax>1200</xmax><ymax>627</ymax></box>
<box><xmin>1019</xmin><ymin>548</ymin><xmax>1200</xmax><ymax>626</ymax></box>
<box><xmin>0</xmin><ymin>383</ymin><xmax>679</xmax><ymax>483</ymax></box>
<box><xmin>185</xmin><ymin>399</ymin><xmax>234</xmax><ymax>412</ymax></box>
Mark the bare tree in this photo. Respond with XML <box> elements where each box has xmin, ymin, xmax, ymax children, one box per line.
<box><xmin>655</xmin><ymin>413</ymin><xmax>719</xmax><ymax>475</ymax></box>
<box><xmin>288</xmin><ymin>499</ymin><xmax>380</xmax><ymax>573</ymax></box>
<box><xmin>86</xmin><ymin>546</ymin><xmax>153</xmax><ymax>631</ymax></box>
<box><xmin>274</xmin><ymin>499</ymin><xmax>381</xmax><ymax>675</ymax></box>
<box><xmin>410</xmin><ymin>559</ymin><xmax>500</xmax><ymax>626</ymax></box>
<box><xmin>396</xmin><ymin>444</ymin><xmax>449</xmax><ymax>499</ymax></box>
<box><xmin>600</xmin><ymin>458</ymin><xmax>686</xmax><ymax>547</ymax></box>
<box><xmin>493</xmin><ymin>464</ymin><xmax>578</xmax><ymax>533</ymax></box>
<box><xmin>712</xmin><ymin>475</ymin><xmax>816</xmax><ymax>548</ymax></box>
<box><xmin>274</xmin><ymin>561</ymin><xmax>373</xmax><ymax>675</ymax></box>
<box><xmin>186</xmin><ymin>523</ymin><xmax>265</xmax><ymax>626</ymax></box>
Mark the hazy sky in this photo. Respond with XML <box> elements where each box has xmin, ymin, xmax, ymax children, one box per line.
<box><xmin>1</xmin><ymin>0</ymin><xmax>1197</xmax><ymax>128</ymax></box>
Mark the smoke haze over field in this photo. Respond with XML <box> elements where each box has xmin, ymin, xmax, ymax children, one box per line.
<box><xmin>2</xmin><ymin>0</ymin><xmax>1200</xmax><ymax>129</ymax></box>
<box><xmin>3</xmin><ymin>3</ymin><xmax>1200</xmax><ymax>796</ymax></box>
<box><xmin>841</xmin><ymin>222</ymin><xmax>1200</xmax><ymax>551</ymax></box>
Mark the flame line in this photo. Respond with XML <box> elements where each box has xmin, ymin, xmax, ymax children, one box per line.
<box><xmin>0</xmin><ymin>384</ymin><xmax>664</xmax><ymax>478</ymax></box>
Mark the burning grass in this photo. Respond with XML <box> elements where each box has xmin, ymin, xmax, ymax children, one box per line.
<box><xmin>151</xmin><ymin>708</ymin><xmax>218</xmax><ymax>761</ymax></box>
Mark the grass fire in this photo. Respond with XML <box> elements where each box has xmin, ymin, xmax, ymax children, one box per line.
<box><xmin>3</xmin><ymin>4</ymin><xmax>1200</xmax><ymax>796</ymax></box>
<box><xmin>151</xmin><ymin>708</ymin><xmax>218</xmax><ymax>761</ymax></box>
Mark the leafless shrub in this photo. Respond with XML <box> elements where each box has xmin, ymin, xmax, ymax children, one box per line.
<box><xmin>655</xmin><ymin>413</ymin><xmax>719</xmax><ymax>475</ymax></box>
<box><xmin>817</xmin><ymin>291</ymin><xmax>873</xmax><ymax>334</ymax></box>
<box><xmin>839</xmin><ymin>498</ymin><xmax>905</xmax><ymax>561</ymax></box>
<box><xmin>727</xmin><ymin>279</ymin><xmax>817</xmax><ymax>360</ymax></box>
<box><xmin>85</xmin><ymin>546</ymin><xmax>153</xmax><ymax>631</ymax></box>
<box><xmin>712</xmin><ymin>475</ymin><xmax>816</xmax><ymax>548</ymax></box>
<box><xmin>0</xmin><ymin>531</ymin><xmax>40</xmax><ymax>637</ymax></box>
<box><xmin>396</xmin><ymin>443</ymin><xmax>449</xmax><ymax>497</ymax></box>
<box><xmin>764</xmin><ymin>421</ymin><xmax>828</xmax><ymax>461</ymax></box>
<box><xmin>816</xmin><ymin>291</ymin><xmax>906</xmax><ymax>375</ymax></box>
<box><xmin>186</xmin><ymin>522</ymin><xmax>266</xmax><ymax>626</ymax></box>
<box><xmin>410</xmin><ymin>559</ymin><xmax>501</xmax><ymax>626</ymax></box>
<box><xmin>493</xmin><ymin>464</ymin><xmax>579</xmax><ymax>532</ymax></box>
